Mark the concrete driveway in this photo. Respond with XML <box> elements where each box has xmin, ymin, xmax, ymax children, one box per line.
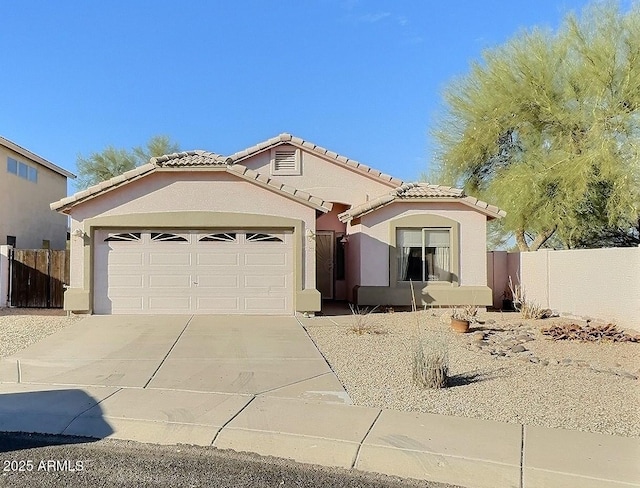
<box><xmin>0</xmin><ymin>314</ymin><xmax>349</xmax><ymax>402</ymax></box>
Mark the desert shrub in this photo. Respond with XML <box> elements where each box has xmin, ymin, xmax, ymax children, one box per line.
<box><xmin>508</xmin><ymin>276</ymin><xmax>545</xmax><ymax>319</ymax></box>
<box><xmin>412</xmin><ymin>334</ymin><xmax>449</xmax><ymax>389</ymax></box>
<box><xmin>348</xmin><ymin>304</ymin><xmax>385</xmax><ymax>335</ymax></box>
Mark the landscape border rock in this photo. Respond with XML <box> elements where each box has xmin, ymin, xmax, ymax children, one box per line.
<box><xmin>541</xmin><ymin>323</ymin><xmax>640</xmax><ymax>343</ymax></box>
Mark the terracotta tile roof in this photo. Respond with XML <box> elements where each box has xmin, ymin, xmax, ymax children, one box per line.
<box><xmin>338</xmin><ymin>182</ymin><xmax>506</xmax><ymax>222</ymax></box>
<box><xmin>228</xmin><ymin>133</ymin><xmax>404</xmax><ymax>187</ymax></box>
<box><xmin>51</xmin><ymin>154</ymin><xmax>333</xmax><ymax>213</ymax></box>
<box><xmin>151</xmin><ymin>150</ymin><xmax>231</xmax><ymax>166</ymax></box>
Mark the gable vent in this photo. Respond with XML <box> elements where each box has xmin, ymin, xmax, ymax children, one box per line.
<box><xmin>274</xmin><ymin>150</ymin><xmax>297</xmax><ymax>171</ymax></box>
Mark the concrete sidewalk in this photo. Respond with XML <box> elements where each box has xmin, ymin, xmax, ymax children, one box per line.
<box><xmin>0</xmin><ymin>383</ymin><xmax>637</xmax><ymax>488</ymax></box>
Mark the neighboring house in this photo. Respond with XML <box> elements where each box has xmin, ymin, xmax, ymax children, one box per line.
<box><xmin>51</xmin><ymin>133</ymin><xmax>505</xmax><ymax>315</ymax></box>
<box><xmin>1</xmin><ymin>136</ymin><xmax>76</xmax><ymax>250</ymax></box>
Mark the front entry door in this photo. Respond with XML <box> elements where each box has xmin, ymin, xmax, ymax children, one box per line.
<box><xmin>315</xmin><ymin>231</ymin><xmax>334</xmax><ymax>299</ymax></box>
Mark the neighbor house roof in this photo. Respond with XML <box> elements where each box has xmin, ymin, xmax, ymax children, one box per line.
<box><xmin>0</xmin><ymin>136</ymin><xmax>76</xmax><ymax>179</ymax></box>
<box><xmin>338</xmin><ymin>182</ymin><xmax>506</xmax><ymax>222</ymax></box>
<box><xmin>228</xmin><ymin>133</ymin><xmax>404</xmax><ymax>187</ymax></box>
<box><xmin>51</xmin><ymin>150</ymin><xmax>333</xmax><ymax>214</ymax></box>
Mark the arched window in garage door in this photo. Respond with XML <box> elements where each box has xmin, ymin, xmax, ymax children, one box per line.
<box><xmin>246</xmin><ymin>232</ymin><xmax>284</xmax><ymax>242</ymax></box>
<box><xmin>150</xmin><ymin>232</ymin><xmax>188</xmax><ymax>242</ymax></box>
<box><xmin>103</xmin><ymin>232</ymin><xmax>141</xmax><ymax>242</ymax></box>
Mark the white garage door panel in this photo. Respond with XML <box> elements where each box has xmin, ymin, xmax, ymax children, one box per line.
<box><xmin>94</xmin><ymin>230</ymin><xmax>293</xmax><ymax>315</ymax></box>
<box><xmin>245</xmin><ymin>253</ymin><xmax>287</xmax><ymax>266</ymax></box>
<box><xmin>111</xmin><ymin>296</ymin><xmax>144</xmax><ymax>312</ymax></box>
<box><xmin>149</xmin><ymin>252</ymin><xmax>191</xmax><ymax>265</ymax></box>
<box><xmin>196</xmin><ymin>297</ymin><xmax>240</xmax><ymax>312</ymax></box>
<box><xmin>245</xmin><ymin>297</ymin><xmax>288</xmax><ymax>311</ymax></box>
<box><xmin>110</xmin><ymin>253</ymin><xmax>144</xmax><ymax>265</ymax></box>
<box><xmin>149</xmin><ymin>296</ymin><xmax>192</xmax><ymax>311</ymax></box>
<box><xmin>109</xmin><ymin>275</ymin><xmax>144</xmax><ymax>288</ymax></box>
<box><xmin>197</xmin><ymin>253</ymin><xmax>239</xmax><ymax>265</ymax></box>
<box><xmin>244</xmin><ymin>275</ymin><xmax>287</xmax><ymax>288</ymax></box>
<box><xmin>196</xmin><ymin>275</ymin><xmax>239</xmax><ymax>288</ymax></box>
<box><xmin>148</xmin><ymin>275</ymin><xmax>192</xmax><ymax>288</ymax></box>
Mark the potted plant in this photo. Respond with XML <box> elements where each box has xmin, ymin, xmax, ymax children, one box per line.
<box><xmin>450</xmin><ymin>306</ymin><xmax>478</xmax><ymax>333</ymax></box>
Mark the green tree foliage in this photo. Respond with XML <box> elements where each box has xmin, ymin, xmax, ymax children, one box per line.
<box><xmin>75</xmin><ymin>135</ymin><xmax>180</xmax><ymax>190</ymax></box>
<box><xmin>431</xmin><ymin>2</ymin><xmax>640</xmax><ymax>250</ymax></box>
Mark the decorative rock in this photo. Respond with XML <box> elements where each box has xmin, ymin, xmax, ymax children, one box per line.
<box><xmin>617</xmin><ymin>372</ymin><xmax>638</xmax><ymax>380</ymax></box>
<box><xmin>516</xmin><ymin>335</ymin><xmax>534</xmax><ymax>342</ymax></box>
<box><xmin>529</xmin><ymin>357</ymin><xmax>540</xmax><ymax>364</ymax></box>
<box><xmin>540</xmin><ymin>359</ymin><xmax>549</xmax><ymax>366</ymax></box>
<box><xmin>561</xmin><ymin>358</ymin><xmax>573</xmax><ymax>365</ymax></box>
<box><xmin>511</xmin><ymin>344</ymin><xmax>527</xmax><ymax>353</ymax></box>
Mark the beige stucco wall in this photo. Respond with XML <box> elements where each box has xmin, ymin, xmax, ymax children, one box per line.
<box><xmin>67</xmin><ymin>171</ymin><xmax>318</xmax><ymax>292</ymax></box>
<box><xmin>0</xmin><ymin>145</ymin><xmax>68</xmax><ymax>249</ymax></box>
<box><xmin>239</xmin><ymin>144</ymin><xmax>396</xmax><ymax>205</ymax></box>
<box><xmin>358</xmin><ymin>202</ymin><xmax>489</xmax><ymax>287</ymax></box>
<box><xmin>518</xmin><ymin>248</ymin><xmax>640</xmax><ymax>331</ymax></box>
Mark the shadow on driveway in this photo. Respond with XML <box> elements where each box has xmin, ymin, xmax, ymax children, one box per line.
<box><xmin>0</xmin><ymin>388</ymin><xmax>113</xmax><ymax>453</ymax></box>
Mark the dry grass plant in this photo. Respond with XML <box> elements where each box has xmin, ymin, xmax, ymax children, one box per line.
<box><xmin>508</xmin><ymin>275</ymin><xmax>546</xmax><ymax>319</ymax></box>
<box><xmin>348</xmin><ymin>304</ymin><xmax>385</xmax><ymax>335</ymax></box>
<box><xmin>409</xmin><ymin>280</ymin><xmax>450</xmax><ymax>389</ymax></box>
<box><xmin>451</xmin><ymin>305</ymin><xmax>479</xmax><ymax>322</ymax></box>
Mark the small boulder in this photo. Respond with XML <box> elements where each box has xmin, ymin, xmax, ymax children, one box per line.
<box><xmin>511</xmin><ymin>344</ymin><xmax>527</xmax><ymax>353</ymax></box>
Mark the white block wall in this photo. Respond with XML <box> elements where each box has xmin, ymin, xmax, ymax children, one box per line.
<box><xmin>491</xmin><ymin>248</ymin><xmax>640</xmax><ymax>332</ymax></box>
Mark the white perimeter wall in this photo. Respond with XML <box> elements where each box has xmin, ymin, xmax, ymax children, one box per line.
<box><xmin>488</xmin><ymin>247</ymin><xmax>640</xmax><ymax>332</ymax></box>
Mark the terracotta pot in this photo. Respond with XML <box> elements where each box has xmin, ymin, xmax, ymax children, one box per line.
<box><xmin>451</xmin><ymin>318</ymin><xmax>470</xmax><ymax>333</ymax></box>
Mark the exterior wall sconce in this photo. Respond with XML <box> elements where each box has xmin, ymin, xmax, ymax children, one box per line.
<box><xmin>305</xmin><ymin>229</ymin><xmax>316</xmax><ymax>240</ymax></box>
<box><xmin>72</xmin><ymin>229</ymin><xmax>89</xmax><ymax>241</ymax></box>
<box><xmin>340</xmin><ymin>235</ymin><xmax>349</xmax><ymax>244</ymax></box>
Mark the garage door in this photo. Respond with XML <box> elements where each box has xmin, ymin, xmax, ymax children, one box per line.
<box><xmin>94</xmin><ymin>230</ymin><xmax>294</xmax><ymax>314</ymax></box>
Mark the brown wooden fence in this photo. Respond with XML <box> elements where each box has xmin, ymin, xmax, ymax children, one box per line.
<box><xmin>9</xmin><ymin>249</ymin><xmax>69</xmax><ymax>308</ymax></box>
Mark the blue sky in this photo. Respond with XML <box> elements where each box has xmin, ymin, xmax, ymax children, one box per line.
<box><xmin>0</xmin><ymin>1</ymin><xmax>609</xmax><ymax>191</ymax></box>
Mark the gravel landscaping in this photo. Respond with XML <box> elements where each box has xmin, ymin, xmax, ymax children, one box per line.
<box><xmin>303</xmin><ymin>310</ymin><xmax>640</xmax><ymax>438</ymax></box>
<box><xmin>0</xmin><ymin>308</ymin><xmax>81</xmax><ymax>357</ymax></box>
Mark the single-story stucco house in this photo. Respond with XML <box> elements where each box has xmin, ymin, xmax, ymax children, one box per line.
<box><xmin>51</xmin><ymin>133</ymin><xmax>505</xmax><ymax>315</ymax></box>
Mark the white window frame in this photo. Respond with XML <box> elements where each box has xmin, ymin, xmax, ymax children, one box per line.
<box><xmin>7</xmin><ymin>157</ymin><xmax>17</xmax><ymax>174</ymax></box>
<box><xmin>397</xmin><ymin>227</ymin><xmax>452</xmax><ymax>283</ymax></box>
<box><xmin>270</xmin><ymin>146</ymin><xmax>301</xmax><ymax>176</ymax></box>
<box><xmin>7</xmin><ymin>156</ymin><xmax>38</xmax><ymax>183</ymax></box>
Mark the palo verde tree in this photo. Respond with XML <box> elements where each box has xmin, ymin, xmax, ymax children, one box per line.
<box><xmin>431</xmin><ymin>2</ymin><xmax>640</xmax><ymax>250</ymax></box>
<box><xmin>75</xmin><ymin>135</ymin><xmax>180</xmax><ymax>190</ymax></box>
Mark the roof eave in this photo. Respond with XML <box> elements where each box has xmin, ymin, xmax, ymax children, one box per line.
<box><xmin>339</xmin><ymin>196</ymin><xmax>506</xmax><ymax>222</ymax></box>
<box><xmin>229</xmin><ymin>134</ymin><xmax>403</xmax><ymax>188</ymax></box>
<box><xmin>0</xmin><ymin>136</ymin><xmax>76</xmax><ymax>179</ymax></box>
<box><xmin>51</xmin><ymin>163</ymin><xmax>157</xmax><ymax>213</ymax></box>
